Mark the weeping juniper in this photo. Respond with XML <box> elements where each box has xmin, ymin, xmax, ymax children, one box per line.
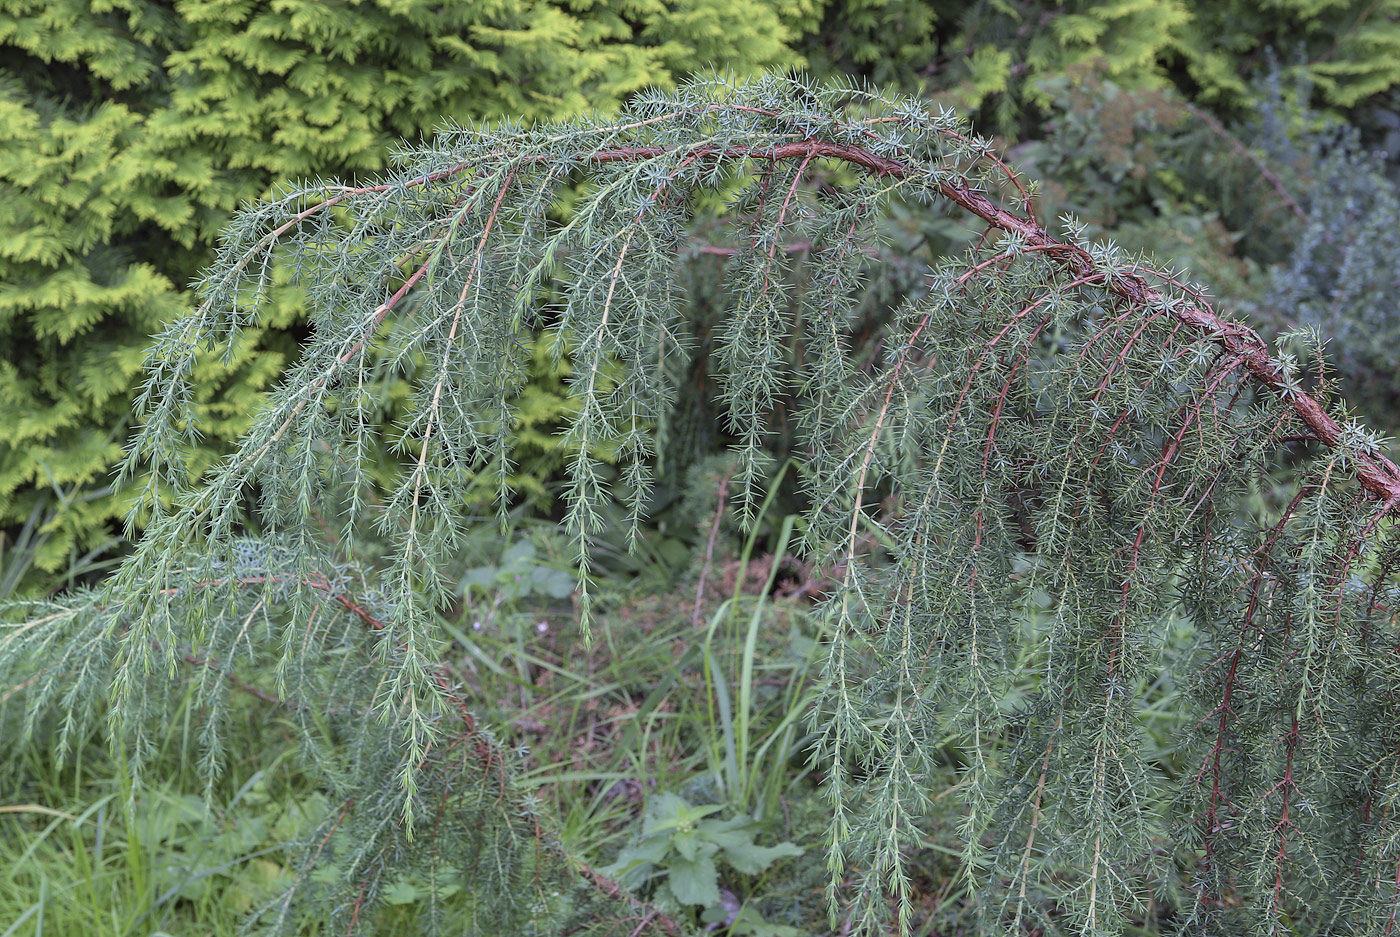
<box><xmin>5</xmin><ymin>72</ymin><xmax>1400</xmax><ymax>936</ymax></box>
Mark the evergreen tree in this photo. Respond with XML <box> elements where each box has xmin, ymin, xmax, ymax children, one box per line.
<box><xmin>0</xmin><ymin>0</ymin><xmax>796</xmax><ymax>576</ymax></box>
<box><xmin>7</xmin><ymin>72</ymin><xmax>1400</xmax><ymax>936</ymax></box>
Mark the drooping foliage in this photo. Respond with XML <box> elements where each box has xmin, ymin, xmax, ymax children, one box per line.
<box><xmin>0</xmin><ymin>0</ymin><xmax>797</xmax><ymax>575</ymax></box>
<box><xmin>1010</xmin><ymin>65</ymin><xmax>1400</xmax><ymax>440</ymax></box>
<box><xmin>6</xmin><ymin>72</ymin><xmax>1400</xmax><ymax>936</ymax></box>
<box><xmin>7</xmin><ymin>0</ymin><xmax>1400</xmax><ymax>587</ymax></box>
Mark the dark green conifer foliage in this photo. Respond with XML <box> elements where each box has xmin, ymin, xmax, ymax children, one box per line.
<box><xmin>7</xmin><ymin>73</ymin><xmax>1400</xmax><ymax>936</ymax></box>
<box><xmin>797</xmin><ymin>1</ymin><xmax>1400</xmax><ymax>130</ymax></box>
<box><xmin>0</xmin><ymin>0</ymin><xmax>796</xmax><ymax>576</ymax></box>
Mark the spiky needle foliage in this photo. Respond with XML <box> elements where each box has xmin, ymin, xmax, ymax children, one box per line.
<box><xmin>6</xmin><ymin>73</ymin><xmax>1400</xmax><ymax>936</ymax></box>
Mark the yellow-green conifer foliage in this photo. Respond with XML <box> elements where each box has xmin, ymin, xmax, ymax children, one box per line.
<box><xmin>0</xmin><ymin>0</ymin><xmax>796</xmax><ymax>574</ymax></box>
<box><xmin>1177</xmin><ymin>0</ymin><xmax>1400</xmax><ymax>108</ymax></box>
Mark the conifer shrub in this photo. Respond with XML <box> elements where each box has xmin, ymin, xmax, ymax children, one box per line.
<box><xmin>0</xmin><ymin>0</ymin><xmax>797</xmax><ymax>577</ymax></box>
<box><xmin>798</xmin><ymin>0</ymin><xmax>1400</xmax><ymax>131</ymax></box>
<box><xmin>1177</xmin><ymin>0</ymin><xmax>1400</xmax><ymax>109</ymax></box>
<box><xmin>7</xmin><ymin>72</ymin><xmax>1400</xmax><ymax>936</ymax></box>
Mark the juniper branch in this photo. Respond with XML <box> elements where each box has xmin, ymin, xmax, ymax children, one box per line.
<box><xmin>9</xmin><ymin>72</ymin><xmax>1400</xmax><ymax>937</ymax></box>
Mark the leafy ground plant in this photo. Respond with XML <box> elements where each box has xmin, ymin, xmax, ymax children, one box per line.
<box><xmin>6</xmin><ymin>72</ymin><xmax>1400</xmax><ymax>937</ymax></box>
<box><xmin>599</xmin><ymin>792</ymin><xmax>801</xmax><ymax>914</ymax></box>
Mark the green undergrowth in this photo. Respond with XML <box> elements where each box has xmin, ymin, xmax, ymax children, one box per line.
<box><xmin>4</xmin><ymin>467</ymin><xmax>1205</xmax><ymax>935</ymax></box>
<box><xmin>0</xmin><ymin>692</ymin><xmax>328</xmax><ymax>936</ymax></box>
